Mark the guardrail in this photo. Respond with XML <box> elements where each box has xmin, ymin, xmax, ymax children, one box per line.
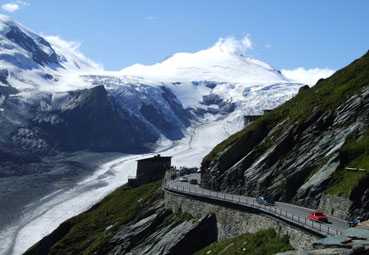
<box><xmin>345</xmin><ymin>167</ymin><xmax>366</xmax><ymax>172</ymax></box>
<box><xmin>163</xmin><ymin>179</ymin><xmax>343</xmax><ymax>237</ymax></box>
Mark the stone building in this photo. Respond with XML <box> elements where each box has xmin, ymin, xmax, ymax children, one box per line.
<box><xmin>128</xmin><ymin>154</ymin><xmax>171</xmax><ymax>186</ymax></box>
<box><xmin>243</xmin><ymin>109</ymin><xmax>273</xmax><ymax>126</ymax></box>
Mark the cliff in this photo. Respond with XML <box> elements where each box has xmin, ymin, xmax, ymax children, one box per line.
<box><xmin>201</xmin><ymin>50</ymin><xmax>369</xmax><ymax>220</ymax></box>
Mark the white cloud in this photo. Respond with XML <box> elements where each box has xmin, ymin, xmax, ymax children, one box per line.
<box><xmin>281</xmin><ymin>67</ymin><xmax>336</xmax><ymax>85</ymax></box>
<box><xmin>45</xmin><ymin>35</ymin><xmax>103</xmax><ymax>71</ymax></box>
<box><xmin>147</xmin><ymin>16</ymin><xmax>156</xmax><ymax>21</ymax></box>
<box><xmin>16</xmin><ymin>1</ymin><xmax>30</xmax><ymax>6</ymax></box>
<box><xmin>2</xmin><ymin>3</ymin><xmax>19</xmax><ymax>12</ymax></box>
<box><xmin>213</xmin><ymin>34</ymin><xmax>253</xmax><ymax>55</ymax></box>
<box><xmin>265</xmin><ymin>43</ymin><xmax>272</xmax><ymax>49</ymax></box>
<box><xmin>2</xmin><ymin>1</ymin><xmax>30</xmax><ymax>12</ymax></box>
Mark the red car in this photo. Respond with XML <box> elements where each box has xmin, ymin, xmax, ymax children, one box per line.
<box><xmin>308</xmin><ymin>211</ymin><xmax>328</xmax><ymax>223</ymax></box>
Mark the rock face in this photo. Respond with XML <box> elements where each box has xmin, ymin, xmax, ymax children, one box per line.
<box><xmin>277</xmin><ymin>223</ymin><xmax>369</xmax><ymax>255</ymax></box>
<box><xmin>32</xmin><ymin>85</ymin><xmax>155</xmax><ymax>153</ymax></box>
<box><xmin>318</xmin><ymin>194</ymin><xmax>352</xmax><ymax>219</ymax></box>
<box><xmin>108</xmin><ymin>205</ymin><xmax>217</xmax><ymax>255</ymax></box>
<box><xmin>0</xmin><ymin>85</ymin><xmax>155</xmax><ymax>156</ymax></box>
<box><xmin>201</xmin><ymin>51</ymin><xmax>369</xmax><ymax>220</ymax></box>
<box><xmin>5</xmin><ymin>25</ymin><xmax>59</xmax><ymax>67</ymax></box>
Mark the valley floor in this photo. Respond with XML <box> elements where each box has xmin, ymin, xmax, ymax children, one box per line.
<box><xmin>0</xmin><ymin>117</ymin><xmax>240</xmax><ymax>255</ymax></box>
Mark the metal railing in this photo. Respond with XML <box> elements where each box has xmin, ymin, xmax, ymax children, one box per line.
<box><xmin>162</xmin><ymin>178</ymin><xmax>343</xmax><ymax>237</ymax></box>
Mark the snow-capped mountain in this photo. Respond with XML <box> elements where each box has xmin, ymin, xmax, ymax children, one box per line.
<box><xmin>0</xmin><ymin>16</ymin><xmax>307</xmax><ymax>255</ymax></box>
<box><xmin>0</xmin><ymin>14</ymin><xmax>305</xmax><ymax>158</ymax></box>
<box><xmin>0</xmin><ymin>14</ymin><xmax>101</xmax><ymax>93</ymax></box>
<box><xmin>0</xmin><ymin>14</ymin><xmax>100</xmax><ymax>73</ymax></box>
<box><xmin>117</xmin><ymin>41</ymin><xmax>298</xmax><ymax>113</ymax></box>
<box><xmin>86</xmin><ymin>40</ymin><xmax>303</xmax><ymax>143</ymax></box>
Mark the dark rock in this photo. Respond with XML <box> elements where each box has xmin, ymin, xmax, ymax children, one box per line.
<box><xmin>202</xmin><ymin>94</ymin><xmax>223</xmax><ymax>105</ymax></box>
<box><xmin>219</xmin><ymin>102</ymin><xmax>236</xmax><ymax>114</ymax></box>
<box><xmin>206</xmin><ymin>107</ymin><xmax>219</xmax><ymax>115</ymax></box>
<box><xmin>190</xmin><ymin>107</ymin><xmax>207</xmax><ymax>118</ymax></box>
<box><xmin>148</xmin><ymin>214</ymin><xmax>217</xmax><ymax>255</ymax></box>
<box><xmin>204</xmin><ymin>81</ymin><xmax>217</xmax><ymax>89</ymax></box>
<box><xmin>160</xmin><ymin>86</ymin><xmax>190</xmax><ymax>127</ymax></box>
<box><xmin>313</xmin><ymin>236</ymin><xmax>352</xmax><ymax>249</ymax></box>
<box><xmin>298</xmin><ymin>85</ymin><xmax>310</xmax><ymax>94</ymax></box>
<box><xmin>6</xmin><ymin>26</ymin><xmax>59</xmax><ymax>67</ymax></box>
<box><xmin>0</xmin><ymin>69</ymin><xmax>9</xmax><ymax>84</ymax></box>
<box><xmin>140</xmin><ymin>103</ymin><xmax>184</xmax><ymax>140</ymax></box>
<box><xmin>34</xmin><ymin>85</ymin><xmax>152</xmax><ymax>153</ymax></box>
<box><xmin>42</xmin><ymin>73</ymin><xmax>54</xmax><ymax>80</ymax></box>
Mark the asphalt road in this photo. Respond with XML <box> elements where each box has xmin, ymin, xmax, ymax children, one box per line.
<box><xmin>167</xmin><ymin>173</ymin><xmax>348</xmax><ymax>235</ymax></box>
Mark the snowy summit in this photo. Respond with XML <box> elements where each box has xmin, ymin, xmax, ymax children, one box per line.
<box><xmin>120</xmin><ymin>37</ymin><xmax>288</xmax><ymax>84</ymax></box>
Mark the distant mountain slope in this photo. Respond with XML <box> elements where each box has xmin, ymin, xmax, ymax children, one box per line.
<box><xmin>201</xmin><ymin>50</ymin><xmax>369</xmax><ymax>219</ymax></box>
<box><xmin>118</xmin><ymin>40</ymin><xmax>300</xmax><ymax>114</ymax></box>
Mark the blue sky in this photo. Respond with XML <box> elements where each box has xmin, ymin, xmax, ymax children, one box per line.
<box><xmin>1</xmin><ymin>0</ymin><xmax>369</xmax><ymax>74</ymax></box>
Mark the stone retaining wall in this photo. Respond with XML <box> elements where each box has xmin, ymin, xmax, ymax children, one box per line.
<box><xmin>165</xmin><ymin>191</ymin><xmax>318</xmax><ymax>250</ymax></box>
<box><xmin>318</xmin><ymin>194</ymin><xmax>352</xmax><ymax>220</ymax></box>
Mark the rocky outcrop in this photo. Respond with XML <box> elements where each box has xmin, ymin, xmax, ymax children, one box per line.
<box><xmin>106</xmin><ymin>199</ymin><xmax>217</xmax><ymax>255</ymax></box>
<box><xmin>201</xmin><ymin>51</ymin><xmax>369</xmax><ymax>220</ymax></box>
<box><xmin>0</xmin><ymin>85</ymin><xmax>156</xmax><ymax>156</ymax></box>
<box><xmin>277</xmin><ymin>223</ymin><xmax>369</xmax><ymax>255</ymax></box>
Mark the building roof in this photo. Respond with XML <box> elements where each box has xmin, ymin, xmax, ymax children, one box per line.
<box><xmin>137</xmin><ymin>154</ymin><xmax>172</xmax><ymax>163</ymax></box>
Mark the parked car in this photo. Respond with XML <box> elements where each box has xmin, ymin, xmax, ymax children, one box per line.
<box><xmin>348</xmin><ymin>217</ymin><xmax>361</xmax><ymax>227</ymax></box>
<box><xmin>189</xmin><ymin>179</ymin><xmax>198</xmax><ymax>185</ymax></box>
<box><xmin>256</xmin><ymin>196</ymin><xmax>275</xmax><ymax>206</ymax></box>
<box><xmin>308</xmin><ymin>211</ymin><xmax>328</xmax><ymax>223</ymax></box>
<box><xmin>179</xmin><ymin>176</ymin><xmax>188</xmax><ymax>182</ymax></box>
<box><xmin>171</xmin><ymin>173</ymin><xmax>177</xmax><ymax>180</ymax></box>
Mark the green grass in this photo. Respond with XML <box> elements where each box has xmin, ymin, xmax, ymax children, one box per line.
<box><xmin>162</xmin><ymin>208</ymin><xmax>193</xmax><ymax>226</ymax></box>
<box><xmin>324</xmin><ymin>131</ymin><xmax>369</xmax><ymax>196</ymax></box>
<box><xmin>194</xmin><ymin>228</ymin><xmax>293</xmax><ymax>255</ymax></box>
<box><xmin>25</xmin><ymin>180</ymin><xmax>163</xmax><ymax>255</ymax></box>
<box><xmin>324</xmin><ymin>168</ymin><xmax>368</xmax><ymax>197</ymax></box>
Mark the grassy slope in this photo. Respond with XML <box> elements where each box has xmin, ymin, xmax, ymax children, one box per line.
<box><xmin>25</xmin><ymin>181</ymin><xmax>163</xmax><ymax>255</ymax></box>
<box><xmin>202</xmin><ymin>50</ymin><xmax>369</xmax><ymax>196</ymax></box>
<box><xmin>194</xmin><ymin>228</ymin><xmax>293</xmax><ymax>255</ymax></box>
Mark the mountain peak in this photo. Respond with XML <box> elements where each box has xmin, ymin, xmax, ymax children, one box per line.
<box><xmin>120</xmin><ymin>38</ymin><xmax>286</xmax><ymax>85</ymax></box>
<box><xmin>0</xmin><ymin>14</ymin><xmax>14</xmax><ymax>24</ymax></box>
<box><xmin>209</xmin><ymin>36</ymin><xmax>253</xmax><ymax>56</ymax></box>
<box><xmin>0</xmin><ymin>16</ymin><xmax>101</xmax><ymax>89</ymax></box>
